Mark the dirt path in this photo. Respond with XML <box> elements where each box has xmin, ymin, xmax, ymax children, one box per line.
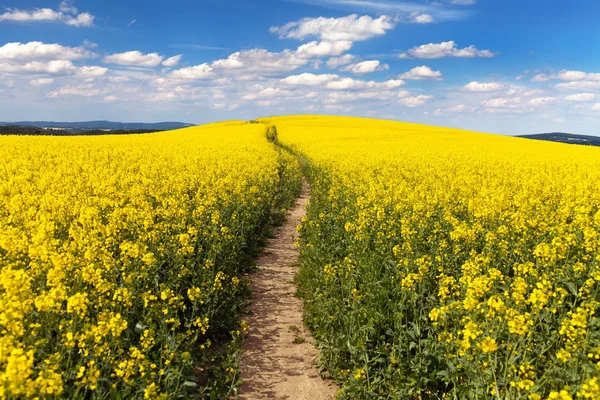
<box><xmin>237</xmin><ymin>181</ymin><xmax>337</xmax><ymax>400</ymax></box>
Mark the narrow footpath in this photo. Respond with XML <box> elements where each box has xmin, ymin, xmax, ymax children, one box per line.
<box><xmin>237</xmin><ymin>181</ymin><xmax>337</xmax><ymax>400</ymax></box>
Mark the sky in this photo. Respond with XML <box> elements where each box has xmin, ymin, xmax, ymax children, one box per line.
<box><xmin>0</xmin><ymin>0</ymin><xmax>599</xmax><ymax>135</ymax></box>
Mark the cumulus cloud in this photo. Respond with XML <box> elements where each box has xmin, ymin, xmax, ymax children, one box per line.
<box><xmin>399</xmin><ymin>41</ymin><xmax>495</xmax><ymax>59</ymax></box>
<box><xmin>0</xmin><ymin>2</ymin><xmax>94</xmax><ymax>27</ymax></box>
<box><xmin>296</xmin><ymin>41</ymin><xmax>353</xmax><ymax>57</ymax></box>
<box><xmin>565</xmin><ymin>93</ymin><xmax>596</xmax><ymax>102</ymax></box>
<box><xmin>103</xmin><ymin>51</ymin><xmax>165</xmax><ymax>67</ymax></box>
<box><xmin>400</xmin><ymin>65</ymin><xmax>443</xmax><ymax>80</ymax></box>
<box><xmin>463</xmin><ymin>81</ymin><xmax>506</xmax><ymax>92</ymax></box>
<box><xmin>481</xmin><ymin>97</ymin><xmax>522</xmax><ymax>109</ymax></box>
<box><xmin>326</xmin><ymin>77</ymin><xmax>404</xmax><ymax>90</ymax></box>
<box><xmin>409</xmin><ymin>12</ymin><xmax>434</xmax><ymax>24</ymax></box>
<box><xmin>434</xmin><ymin>104</ymin><xmax>475</xmax><ymax>115</ymax></box>
<box><xmin>0</xmin><ymin>41</ymin><xmax>94</xmax><ymax>61</ymax></box>
<box><xmin>554</xmin><ymin>70</ymin><xmax>600</xmax><ymax>81</ymax></box>
<box><xmin>326</xmin><ymin>54</ymin><xmax>356</xmax><ymax>69</ymax></box>
<box><xmin>527</xmin><ymin>97</ymin><xmax>556</xmax><ymax>106</ymax></box>
<box><xmin>0</xmin><ymin>60</ymin><xmax>76</xmax><ymax>75</ymax></box>
<box><xmin>270</xmin><ymin>14</ymin><xmax>397</xmax><ymax>42</ymax></box>
<box><xmin>211</xmin><ymin>49</ymin><xmax>308</xmax><ymax>75</ymax></box>
<box><xmin>162</xmin><ymin>55</ymin><xmax>182</xmax><ymax>67</ymax></box>
<box><xmin>341</xmin><ymin>60</ymin><xmax>388</xmax><ymax>74</ymax></box>
<box><xmin>30</xmin><ymin>78</ymin><xmax>55</xmax><ymax>86</ymax></box>
<box><xmin>78</xmin><ymin>66</ymin><xmax>108</xmax><ymax>77</ymax></box>
<box><xmin>531</xmin><ymin>73</ymin><xmax>550</xmax><ymax>82</ymax></box>
<box><xmin>280</xmin><ymin>73</ymin><xmax>340</xmax><ymax>86</ymax></box>
<box><xmin>399</xmin><ymin>95</ymin><xmax>433</xmax><ymax>107</ymax></box>
<box><xmin>593</xmin><ymin>103</ymin><xmax>600</xmax><ymax>111</ymax></box>
<box><xmin>169</xmin><ymin>63</ymin><xmax>214</xmax><ymax>80</ymax></box>
<box><xmin>555</xmin><ymin>81</ymin><xmax>600</xmax><ymax>91</ymax></box>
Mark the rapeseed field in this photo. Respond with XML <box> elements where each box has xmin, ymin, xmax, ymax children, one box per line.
<box><xmin>265</xmin><ymin>115</ymin><xmax>600</xmax><ymax>399</ymax></box>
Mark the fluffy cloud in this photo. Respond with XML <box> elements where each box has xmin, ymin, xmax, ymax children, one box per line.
<box><xmin>531</xmin><ymin>74</ymin><xmax>550</xmax><ymax>82</ymax></box>
<box><xmin>527</xmin><ymin>97</ymin><xmax>556</xmax><ymax>106</ymax></box>
<box><xmin>564</xmin><ymin>93</ymin><xmax>596</xmax><ymax>102</ymax></box>
<box><xmin>555</xmin><ymin>81</ymin><xmax>600</xmax><ymax>91</ymax></box>
<box><xmin>30</xmin><ymin>78</ymin><xmax>55</xmax><ymax>86</ymax></box>
<box><xmin>327</xmin><ymin>54</ymin><xmax>356</xmax><ymax>69</ymax></box>
<box><xmin>169</xmin><ymin>63</ymin><xmax>214</xmax><ymax>80</ymax></box>
<box><xmin>0</xmin><ymin>2</ymin><xmax>94</xmax><ymax>27</ymax></box>
<box><xmin>211</xmin><ymin>49</ymin><xmax>308</xmax><ymax>74</ymax></box>
<box><xmin>270</xmin><ymin>14</ymin><xmax>397</xmax><ymax>42</ymax></box>
<box><xmin>593</xmin><ymin>103</ymin><xmax>600</xmax><ymax>111</ymax></box>
<box><xmin>434</xmin><ymin>104</ymin><xmax>475</xmax><ymax>115</ymax></box>
<box><xmin>103</xmin><ymin>51</ymin><xmax>165</xmax><ymax>67</ymax></box>
<box><xmin>399</xmin><ymin>95</ymin><xmax>433</xmax><ymax>107</ymax></box>
<box><xmin>400</xmin><ymin>65</ymin><xmax>443</xmax><ymax>80</ymax></box>
<box><xmin>399</xmin><ymin>41</ymin><xmax>495</xmax><ymax>59</ymax></box>
<box><xmin>0</xmin><ymin>60</ymin><xmax>76</xmax><ymax>75</ymax></box>
<box><xmin>326</xmin><ymin>77</ymin><xmax>404</xmax><ymax>90</ymax></box>
<box><xmin>280</xmin><ymin>73</ymin><xmax>340</xmax><ymax>86</ymax></box>
<box><xmin>409</xmin><ymin>13</ymin><xmax>434</xmax><ymax>24</ymax></box>
<box><xmin>78</xmin><ymin>66</ymin><xmax>108</xmax><ymax>77</ymax></box>
<box><xmin>0</xmin><ymin>41</ymin><xmax>94</xmax><ymax>61</ymax></box>
<box><xmin>341</xmin><ymin>60</ymin><xmax>388</xmax><ymax>74</ymax></box>
<box><xmin>296</xmin><ymin>41</ymin><xmax>353</xmax><ymax>57</ymax></box>
<box><xmin>481</xmin><ymin>97</ymin><xmax>521</xmax><ymax>109</ymax></box>
<box><xmin>162</xmin><ymin>55</ymin><xmax>183</xmax><ymax>67</ymax></box>
<box><xmin>463</xmin><ymin>81</ymin><xmax>506</xmax><ymax>92</ymax></box>
<box><xmin>554</xmin><ymin>70</ymin><xmax>600</xmax><ymax>81</ymax></box>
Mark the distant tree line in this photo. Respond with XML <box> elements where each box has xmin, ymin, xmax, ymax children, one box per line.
<box><xmin>0</xmin><ymin>126</ymin><xmax>161</xmax><ymax>136</ymax></box>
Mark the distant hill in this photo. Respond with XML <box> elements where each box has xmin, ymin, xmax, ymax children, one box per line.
<box><xmin>0</xmin><ymin>120</ymin><xmax>195</xmax><ymax>134</ymax></box>
<box><xmin>519</xmin><ymin>132</ymin><xmax>600</xmax><ymax>147</ymax></box>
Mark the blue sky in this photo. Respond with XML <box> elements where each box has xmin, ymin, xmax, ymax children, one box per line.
<box><xmin>0</xmin><ymin>0</ymin><xmax>599</xmax><ymax>135</ymax></box>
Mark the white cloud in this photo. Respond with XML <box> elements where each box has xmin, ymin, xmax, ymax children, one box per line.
<box><xmin>326</xmin><ymin>54</ymin><xmax>356</xmax><ymax>68</ymax></box>
<box><xmin>30</xmin><ymin>78</ymin><xmax>55</xmax><ymax>86</ymax></box>
<box><xmin>78</xmin><ymin>66</ymin><xmax>108</xmax><ymax>77</ymax></box>
<box><xmin>555</xmin><ymin>81</ymin><xmax>600</xmax><ymax>91</ymax></box>
<box><xmin>448</xmin><ymin>0</ymin><xmax>476</xmax><ymax>4</ymax></box>
<box><xmin>555</xmin><ymin>70</ymin><xmax>600</xmax><ymax>81</ymax></box>
<box><xmin>280</xmin><ymin>73</ymin><xmax>340</xmax><ymax>86</ymax></box>
<box><xmin>169</xmin><ymin>63</ymin><xmax>214</xmax><ymax>79</ymax></box>
<box><xmin>104</xmin><ymin>95</ymin><xmax>118</xmax><ymax>102</ymax></box>
<box><xmin>326</xmin><ymin>77</ymin><xmax>404</xmax><ymax>90</ymax></box>
<box><xmin>0</xmin><ymin>60</ymin><xmax>76</xmax><ymax>75</ymax></box>
<box><xmin>409</xmin><ymin>12</ymin><xmax>434</xmax><ymax>24</ymax></box>
<box><xmin>399</xmin><ymin>95</ymin><xmax>433</xmax><ymax>107</ymax></box>
<box><xmin>400</xmin><ymin>65</ymin><xmax>443</xmax><ymax>80</ymax></box>
<box><xmin>162</xmin><ymin>55</ymin><xmax>182</xmax><ymax>67</ymax></box>
<box><xmin>531</xmin><ymin>73</ymin><xmax>550</xmax><ymax>82</ymax></box>
<box><xmin>482</xmin><ymin>97</ymin><xmax>521</xmax><ymax>109</ymax></box>
<box><xmin>64</xmin><ymin>12</ymin><xmax>93</xmax><ymax>27</ymax></box>
<box><xmin>341</xmin><ymin>60</ymin><xmax>388</xmax><ymax>74</ymax></box>
<box><xmin>523</xmin><ymin>89</ymin><xmax>544</xmax><ymax>97</ymax></box>
<box><xmin>434</xmin><ymin>104</ymin><xmax>475</xmax><ymax>115</ymax></box>
<box><xmin>296</xmin><ymin>41</ymin><xmax>353</xmax><ymax>57</ymax></box>
<box><xmin>0</xmin><ymin>41</ymin><xmax>94</xmax><ymax>61</ymax></box>
<box><xmin>463</xmin><ymin>81</ymin><xmax>506</xmax><ymax>92</ymax></box>
<box><xmin>528</xmin><ymin>97</ymin><xmax>556</xmax><ymax>106</ymax></box>
<box><xmin>47</xmin><ymin>84</ymin><xmax>104</xmax><ymax>97</ymax></box>
<box><xmin>270</xmin><ymin>14</ymin><xmax>397</xmax><ymax>42</ymax></box>
<box><xmin>326</xmin><ymin>90</ymin><xmax>396</xmax><ymax>102</ymax></box>
<box><xmin>565</xmin><ymin>93</ymin><xmax>595</xmax><ymax>102</ymax></box>
<box><xmin>593</xmin><ymin>103</ymin><xmax>600</xmax><ymax>111</ymax></box>
<box><xmin>399</xmin><ymin>41</ymin><xmax>495</xmax><ymax>59</ymax></box>
<box><xmin>103</xmin><ymin>51</ymin><xmax>164</xmax><ymax>67</ymax></box>
<box><xmin>212</xmin><ymin>49</ymin><xmax>308</xmax><ymax>74</ymax></box>
<box><xmin>0</xmin><ymin>3</ymin><xmax>94</xmax><ymax>27</ymax></box>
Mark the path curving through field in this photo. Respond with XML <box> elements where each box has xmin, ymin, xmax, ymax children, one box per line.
<box><xmin>237</xmin><ymin>181</ymin><xmax>337</xmax><ymax>400</ymax></box>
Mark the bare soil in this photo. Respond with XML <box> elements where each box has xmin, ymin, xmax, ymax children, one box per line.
<box><xmin>237</xmin><ymin>182</ymin><xmax>337</xmax><ymax>399</ymax></box>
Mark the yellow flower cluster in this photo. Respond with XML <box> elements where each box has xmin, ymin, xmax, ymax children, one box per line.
<box><xmin>268</xmin><ymin>115</ymin><xmax>600</xmax><ymax>399</ymax></box>
<box><xmin>0</xmin><ymin>121</ymin><xmax>300</xmax><ymax>398</ymax></box>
